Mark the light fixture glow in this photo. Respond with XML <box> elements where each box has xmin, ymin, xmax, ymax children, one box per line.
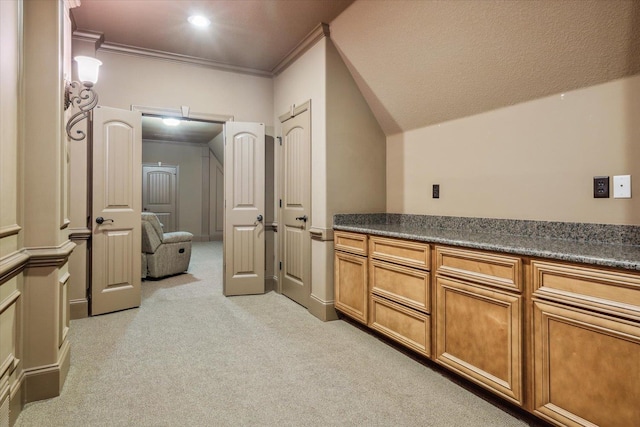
<box><xmin>188</xmin><ymin>15</ymin><xmax>210</xmax><ymax>27</ymax></box>
<box><xmin>75</xmin><ymin>56</ymin><xmax>102</xmax><ymax>84</ymax></box>
<box><xmin>163</xmin><ymin>118</ymin><xmax>181</xmax><ymax>126</ymax></box>
<box><xmin>64</xmin><ymin>56</ymin><xmax>102</xmax><ymax>141</ymax></box>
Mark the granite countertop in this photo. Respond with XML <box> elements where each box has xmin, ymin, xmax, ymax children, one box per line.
<box><xmin>333</xmin><ymin>214</ymin><xmax>640</xmax><ymax>271</ymax></box>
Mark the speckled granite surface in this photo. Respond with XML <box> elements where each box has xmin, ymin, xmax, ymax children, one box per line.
<box><xmin>333</xmin><ymin>214</ymin><xmax>640</xmax><ymax>271</ymax></box>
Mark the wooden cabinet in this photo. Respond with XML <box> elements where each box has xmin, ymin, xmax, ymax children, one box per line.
<box><xmin>333</xmin><ymin>229</ymin><xmax>640</xmax><ymax>426</ymax></box>
<box><xmin>334</xmin><ymin>231</ymin><xmax>368</xmax><ymax>324</ymax></box>
<box><xmin>435</xmin><ymin>246</ymin><xmax>523</xmax><ymax>405</ymax></box>
<box><xmin>368</xmin><ymin>236</ymin><xmax>431</xmax><ymax>357</ymax></box>
<box><xmin>532</xmin><ymin>261</ymin><xmax>640</xmax><ymax>426</ymax></box>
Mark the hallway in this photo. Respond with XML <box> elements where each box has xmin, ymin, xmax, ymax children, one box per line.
<box><xmin>16</xmin><ymin>242</ymin><xmax>531</xmax><ymax>426</ymax></box>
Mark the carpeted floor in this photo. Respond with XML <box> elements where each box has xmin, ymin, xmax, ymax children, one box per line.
<box><xmin>16</xmin><ymin>241</ymin><xmax>535</xmax><ymax>427</ymax></box>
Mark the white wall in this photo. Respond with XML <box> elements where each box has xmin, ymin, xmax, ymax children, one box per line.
<box><xmin>387</xmin><ymin>74</ymin><xmax>640</xmax><ymax>224</ymax></box>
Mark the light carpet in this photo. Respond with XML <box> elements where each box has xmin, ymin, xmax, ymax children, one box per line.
<box><xmin>16</xmin><ymin>242</ymin><xmax>538</xmax><ymax>427</ymax></box>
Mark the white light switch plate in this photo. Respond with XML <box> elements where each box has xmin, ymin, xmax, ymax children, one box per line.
<box><xmin>613</xmin><ymin>175</ymin><xmax>631</xmax><ymax>198</ymax></box>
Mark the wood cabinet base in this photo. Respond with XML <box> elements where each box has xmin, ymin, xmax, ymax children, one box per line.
<box><xmin>533</xmin><ymin>300</ymin><xmax>640</xmax><ymax>427</ymax></box>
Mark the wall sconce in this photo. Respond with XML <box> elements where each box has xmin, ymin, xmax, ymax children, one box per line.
<box><xmin>65</xmin><ymin>56</ymin><xmax>102</xmax><ymax>141</ymax></box>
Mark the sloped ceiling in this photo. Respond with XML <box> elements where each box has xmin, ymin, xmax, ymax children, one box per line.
<box><xmin>72</xmin><ymin>1</ymin><xmax>640</xmax><ymax>136</ymax></box>
<box><xmin>330</xmin><ymin>0</ymin><xmax>640</xmax><ymax>135</ymax></box>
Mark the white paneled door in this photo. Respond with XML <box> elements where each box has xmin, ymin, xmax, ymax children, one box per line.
<box><xmin>280</xmin><ymin>102</ymin><xmax>311</xmax><ymax>307</ymax></box>
<box><xmin>223</xmin><ymin>122</ymin><xmax>265</xmax><ymax>296</ymax></box>
<box><xmin>142</xmin><ymin>164</ymin><xmax>177</xmax><ymax>232</ymax></box>
<box><xmin>91</xmin><ymin>106</ymin><xmax>142</xmax><ymax>315</ymax></box>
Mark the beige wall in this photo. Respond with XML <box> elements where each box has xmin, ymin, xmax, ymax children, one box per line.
<box><xmin>0</xmin><ymin>0</ymin><xmax>23</xmax><ymax>422</ymax></box>
<box><xmin>142</xmin><ymin>141</ymin><xmax>212</xmax><ymax>239</ymax></box>
<box><xmin>387</xmin><ymin>74</ymin><xmax>640</xmax><ymax>225</ymax></box>
<box><xmin>273</xmin><ymin>35</ymin><xmax>386</xmax><ymax>320</ymax></box>
<box><xmin>92</xmin><ymin>51</ymin><xmax>274</xmax><ymax>126</ymax></box>
<box><xmin>326</xmin><ymin>39</ymin><xmax>386</xmax><ymax>219</ymax></box>
<box><xmin>274</xmin><ymin>39</ymin><xmax>327</xmax><ymax>225</ymax></box>
<box><xmin>1</xmin><ymin>1</ymin><xmax>76</xmax><ymax>421</ymax></box>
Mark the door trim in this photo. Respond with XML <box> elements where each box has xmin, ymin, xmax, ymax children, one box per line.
<box><xmin>131</xmin><ymin>105</ymin><xmax>234</xmax><ymax>123</ymax></box>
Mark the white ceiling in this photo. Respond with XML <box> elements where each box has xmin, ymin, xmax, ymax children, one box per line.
<box><xmin>72</xmin><ymin>0</ymin><xmax>640</xmax><ymax>136</ymax></box>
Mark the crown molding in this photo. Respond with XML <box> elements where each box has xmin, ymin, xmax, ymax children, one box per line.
<box><xmin>272</xmin><ymin>23</ymin><xmax>330</xmax><ymax>76</ymax></box>
<box><xmin>64</xmin><ymin>0</ymin><xmax>82</xmax><ymax>9</ymax></box>
<box><xmin>99</xmin><ymin>42</ymin><xmax>272</xmax><ymax>77</ymax></box>
<box><xmin>72</xmin><ymin>23</ymin><xmax>330</xmax><ymax>78</ymax></box>
<box><xmin>72</xmin><ymin>29</ymin><xmax>104</xmax><ymax>48</ymax></box>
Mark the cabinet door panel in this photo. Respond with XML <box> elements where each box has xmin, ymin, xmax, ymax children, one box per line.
<box><xmin>435</xmin><ymin>276</ymin><xmax>523</xmax><ymax>405</ymax></box>
<box><xmin>334</xmin><ymin>251</ymin><xmax>367</xmax><ymax>324</ymax></box>
<box><xmin>533</xmin><ymin>300</ymin><xmax>640</xmax><ymax>427</ymax></box>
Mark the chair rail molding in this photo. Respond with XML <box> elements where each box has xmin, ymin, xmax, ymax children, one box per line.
<box><xmin>24</xmin><ymin>240</ymin><xmax>76</xmax><ymax>268</ymax></box>
<box><xmin>0</xmin><ymin>251</ymin><xmax>30</xmax><ymax>283</ymax></box>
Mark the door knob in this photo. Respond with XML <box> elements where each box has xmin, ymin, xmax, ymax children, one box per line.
<box><xmin>295</xmin><ymin>215</ymin><xmax>308</xmax><ymax>222</ymax></box>
<box><xmin>256</xmin><ymin>214</ymin><xmax>263</xmax><ymax>222</ymax></box>
<box><xmin>96</xmin><ymin>216</ymin><xmax>114</xmax><ymax>224</ymax></box>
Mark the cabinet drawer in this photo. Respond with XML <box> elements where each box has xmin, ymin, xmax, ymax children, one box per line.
<box><xmin>334</xmin><ymin>231</ymin><xmax>368</xmax><ymax>256</ymax></box>
<box><xmin>532</xmin><ymin>260</ymin><xmax>640</xmax><ymax>321</ymax></box>
<box><xmin>369</xmin><ymin>236</ymin><xmax>430</xmax><ymax>270</ymax></box>
<box><xmin>370</xmin><ymin>259</ymin><xmax>430</xmax><ymax>313</ymax></box>
<box><xmin>334</xmin><ymin>251</ymin><xmax>368</xmax><ymax>324</ymax></box>
<box><xmin>436</xmin><ymin>246</ymin><xmax>521</xmax><ymax>292</ymax></box>
<box><xmin>370</xmin><ymin>294</ymin><xmax>431</xmax><ymax>357</ymax></box>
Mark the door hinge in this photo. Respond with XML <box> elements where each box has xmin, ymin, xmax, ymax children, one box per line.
<box><xmin>279</xmin><ymin>261</ymin><xmax>282</xmax><ymax>271</ymax></box>
<box><xmin>279</xmin><ymin>199</ymin><xmax>282</xmax><ymax>208</ymax></box>
<box><xmin>277</xmin><ymin>136</ymin><xmax>282</xmax><ymax>146</ymax></box>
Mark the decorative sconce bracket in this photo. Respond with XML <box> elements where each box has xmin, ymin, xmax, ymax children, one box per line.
<box><xmin>65</xmin><ymin>81</ymin><xmax>99</xmax><ymax>141</ymax></box>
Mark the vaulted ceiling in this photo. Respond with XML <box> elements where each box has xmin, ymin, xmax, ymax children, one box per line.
<box><xmin>72</xmin><ymin>0</ymin><xmax>640</xmax><ymax>136</ymax></box>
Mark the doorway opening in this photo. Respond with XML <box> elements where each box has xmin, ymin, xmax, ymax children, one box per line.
<box><xmin>139</xmin><ymin>110</ymin><xmax>228</xmax><ymax>243</ymax></box>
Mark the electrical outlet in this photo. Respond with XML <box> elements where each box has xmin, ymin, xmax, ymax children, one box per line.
<box><xmin>433</xmin><ymin>184</ymin><xmax>440</xmax><ymax>199</ymax></box>
<box><xmin>593</xmin><ymin>176</ymin><xmax>609</xmax><ymax>198</ymax></box>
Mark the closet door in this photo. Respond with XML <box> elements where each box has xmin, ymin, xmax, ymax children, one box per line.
<box><xmin>280</xmin><ymin>102</ymin><xmax>311</xmax><ymax>307</ymax></box>
<box><xmin>223</xmin><ymin>121</ymin><xmax>265</xmax><ymax>296</ymax></box>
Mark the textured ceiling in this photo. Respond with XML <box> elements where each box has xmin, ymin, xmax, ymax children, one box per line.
<box><xmin>71</xmin><ymin>0</ymin><xmax>354</xmax><ymax>73</ymax></box>
<box><xmin>73</xmin><ymin>0</ymin><xmax>640</xmax><ymax>136</ymax></box>
<box><xmin>330</xmin><ymin>0</ymin><xmax>640</xmax><ymax>134</ymax></box>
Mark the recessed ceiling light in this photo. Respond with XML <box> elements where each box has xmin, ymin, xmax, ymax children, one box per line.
<box><xmin>163</xmin><ymin>118</ymin><xmax>180</xmax><ymax>126</ymax></box>
<box><xmin>188</xmin><ymin>15</ymin><xmax>210</xmax><ymax>27</ymax></box>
